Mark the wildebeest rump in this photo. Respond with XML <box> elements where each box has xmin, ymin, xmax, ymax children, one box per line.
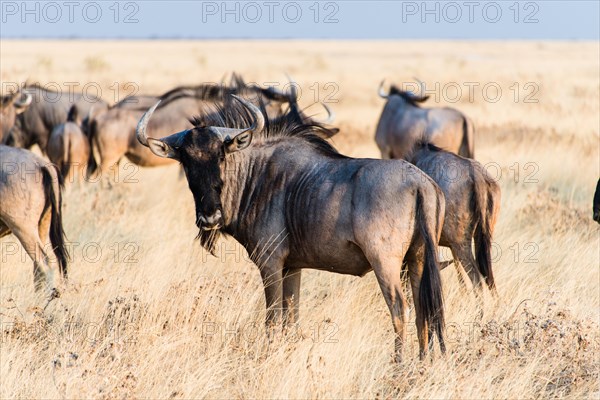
<box><xmin>408</xmin><ymin>143</ymin><xmax>501</xmax><ymax>294</ymax></box>
<box><xmin>593</xmin><ymin>179</ymin><xmax>600</xmax><ymax>223</ymax></box>
<box><xmin>47</xmin><ymin>105</ymin><xmax>91</xmax><ymax>184</ymax></box>
<box><xmin>135</xmin><ymin>96</ymin><xmax>446</xmax><ymax>361</ymax></box>
<box><xmin>0</xmin><ymin>90</ymin><xmax>32</xmax><ymax>141</ymax></box>
<box><xmin>375</xmin><ymin>80</ymin><xmax>474</xmax><ymax>159</ymax></box>
<box><xmin>0</xmin><ymin>145</ymin><xmax>68</xmax><ymax>293</ymax></box>
<box><xmin>3</xmin><ymin>84</ymin><xmax>108</xmax><ymax>153</ymax></box>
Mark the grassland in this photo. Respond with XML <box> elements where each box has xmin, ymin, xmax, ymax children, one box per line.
<box><xmin>0</xmin><ymin>40</ymin><xmax>599</xmax><ymax>399</ymax></box>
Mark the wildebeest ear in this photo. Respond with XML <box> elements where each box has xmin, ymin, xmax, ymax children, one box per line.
<box><xmin>147</xmin><ymin>137</ymin><xmax>178</xmax><ymax>159</ymax></box>
<box><xmin>224</xmin><ymin>130</ymin><xmax>253</xmax><ymax>154</ymax></box>
<box><xmin>13</xmin><ymin>92</ymin><xmax>32</xmax><ymax>114</ymax></box>
<box><xmin>14</xmin><ymin>106</ymin><xmax>27</xmax><ymax>115</ymax></box>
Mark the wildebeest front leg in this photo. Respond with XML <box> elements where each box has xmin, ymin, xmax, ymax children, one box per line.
<box><xmin>258</xmin><ymin>263</ymin><xmax>284</xmax><ymax>337</ymax></box>
<box><xmin>282</xmin><ymin>268</ymin><xmax>301</xmax><ymax>327</ymax></box>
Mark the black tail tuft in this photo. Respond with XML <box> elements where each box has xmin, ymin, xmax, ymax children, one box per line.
<box><xmin>42</xmin><ymin>166</ymin><xmax>69</xmax><ymax>279</ymax></box>
<box><xmin>67</xmin><ymin>104</ymin><xmax>79</xmax><ymax>123</ymax></box>
<box><xmin>459</xmin><ymin>116</ymin><xmax>474</xmax><ymax>159</ymax></box>
<box><xmin>86</xmin><ymin>119</ymin><xmax>98</xmax><ymax>178</ymax></box>
<box><xmin>473</xmin><ymin>175</ymin><xmax>497</xmax><ymax>291</ymax></box>
<box><xmin>416</xmin><ymin>190</ymin><xmax>445</xmax><ymax>350</ymax></box>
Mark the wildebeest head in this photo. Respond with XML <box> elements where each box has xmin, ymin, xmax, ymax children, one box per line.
<box><xmin>136</xmin><ymin>96</ymin><xmax>264</xmax><ymax>232</ymax></box>
<box><xmin>378</xmin><ymin>79</ymin><xmax>430</xmax><ymax>106</ymax></box>
<box><xmin>0</xmin><ymin>91</ymin><xmax>31</xmax><ymax>142</ymax></box>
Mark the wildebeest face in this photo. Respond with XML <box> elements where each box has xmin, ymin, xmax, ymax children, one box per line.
<box><xmin>136</xmin><ymin>96</ymin><xmax>263</xmax><ymax>231</ymax></box>
<box><xmin>3</xmin><ymin>117</ymin><xmax>29</xmax><ymax>148</ymax></box>
<box><xmin>147</xmin><ymin>126</ymin><xmax>252</xmax><ymax>231</ymax></box>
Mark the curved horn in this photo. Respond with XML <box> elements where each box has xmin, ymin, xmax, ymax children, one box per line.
<box><xmin>378</xmin><ymin>80</ymin><xmax>389</xmax><ymax>99</ymax></box>
<box><xmin>14</xmin><ymin>92</ymin><xmax>32</xmax><ymax>107</ymax></box>
<box><xmin>319</xmin><ymin>103</ymin><xmax>335</xmax><ymax>124</ymax></box>
<box><xmin>136</xmin><ymin>100</ymin><xmax>161</xmax><ymax>147</ymax></box>
<box><xmin>230</xmin><ymin>95</ymin><xmax>264</xmax><ymax>134</ymax></box>
<box><xmin>86</xmin><ymin>105</ymin><xmax>95</xmax><ymax>121</ymax></box>
<box><xmin>413</xmin><ymin>77</ymin><xmax>426</xmax><ymax>96</ymax></box>
<box><xmin>285</xmin><ymin>73</ymin><xmax>299</xmax><ymax>100</ymax></box>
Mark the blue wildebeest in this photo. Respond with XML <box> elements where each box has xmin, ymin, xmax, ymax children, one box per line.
<box><xmin>87</xmin><ymin>76</ymin><xmax>333</xmax><ymax>182</ymax></box>
<box><xmin>0</xmin><ymin>90</ymin><xmax>32</xmax><ymax>142</ymax></box>
<box><xmin>3</xmin><ymin>84</ymin><xmax>108</xmax><ymax>154</ymax></box>
<box><xmin>0</xmin><ymin>145</ymin><xmax>68</xmax><ymax>294</ymax></box>
<box><xmin>407</xmin><ymin>142</ymin><xmax>501</xmax><ymax>295</ymax></box>
<box><xmin>135</xmin><ymin>96</ymin><xmax>446</xmax><ymax>361</ymax></box>
<box><xmin>376</xmin><ymin>80</ymin><xmax>474</xmax><ymax>159</ymax></box>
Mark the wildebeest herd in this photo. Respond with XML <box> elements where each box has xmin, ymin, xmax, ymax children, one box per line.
<box><xmin>0</xmin><ymin>74</ymin><xmax>597</xmax><ymax>361</ymax></box>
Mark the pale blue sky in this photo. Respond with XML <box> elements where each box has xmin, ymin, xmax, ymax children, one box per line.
<box><xmin>1</xmin><ymin>1</ymin><xmax>598</xmax><ymax>39</ymax></box>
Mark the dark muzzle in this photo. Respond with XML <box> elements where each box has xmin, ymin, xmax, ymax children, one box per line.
<box><xmin>197</xmin><ymin>209</ymin><xmax>223</xmax><ymax>230</ymax></box>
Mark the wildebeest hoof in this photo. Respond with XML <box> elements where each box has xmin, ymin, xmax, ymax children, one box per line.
<box><xmin>47</xmin><ymin>287</ymin><xmax>61</xmax><ymax>300</ymax></box>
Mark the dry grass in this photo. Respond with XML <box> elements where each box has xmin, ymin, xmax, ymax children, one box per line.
<box><xmin>1</xmin><ymin>40</ymin><xmax>599</xmax><ymax>399</ymax></box>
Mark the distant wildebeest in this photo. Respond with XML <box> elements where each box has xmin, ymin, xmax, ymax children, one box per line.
<box><xmin>87</xmin><ymin>76</ymin><xmax>324</xmax><ymax>181</ymax></box>
<box><xmin>135</xmin><ymin>96</ymin><xmax>446</xmax><ymax>361</ymax></box>
<box><xmin>376</xmin><ymin>80</ymin><xmax>474</xmax><ymax>160</ymax></box>
<box><xmin>593</xmin><ymin>179</ymin><xmax>600</xmax><ymax>223</ymax></box>
<box><xmin>0</xmin><ymin>90</ymin><xmax>32</xmax><ymax>141</ymax></box>
<box><xmin>3</xmin><ymin>84</ymin><xmax>108</xmax><ymax>153</ymax></box>
<box><xmin>407</xmin><ymin>143</ymin><xmax>501</xmax><ymax>295</ymax></box>
<box><xmin>47</xmin><ymin>105</ymin><xmax>91</xmax><ymax>184</ymax></box>
<box><xmin>87</xmin><ymin>89</ymin><xmax>205</xmax><ymax>179</ymax></box>
<box><xmin>0</xmin><ymin>145</ymin><xmax>68</xmax><ymax>293</ymax></box>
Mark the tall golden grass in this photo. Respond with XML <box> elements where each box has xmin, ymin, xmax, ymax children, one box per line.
<box><xmin>1</xmin><ymin>40</ymin><xmax>598</xmax><ymax>399</ymax></box>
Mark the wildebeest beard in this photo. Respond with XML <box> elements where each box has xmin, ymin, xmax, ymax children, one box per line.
<box><xmin>195</xmin><ymin>222</ymin><xmax>222</xmax><ymax>256</ymax></box>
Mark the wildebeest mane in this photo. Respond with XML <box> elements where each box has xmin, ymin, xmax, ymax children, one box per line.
<box><xmin>389</xmin><ymin>85</ymin><xmax>430</xmax><ymax>106</ymax></box>
<box><xmin>405</xmin><ymin>140</ymin><xmax>445</xmax><ymax>163</ymax></box>
<box><xmin>196</xmin><ymin>228</ymin><xmax>221</xmax><ymax>256</ymax></box>
<box><xmin>23</xmin><ymin>82</ymin><xmax>61</xmax><ymax>93</ymax></box>
<box><xmin>228</xmin><ymin>73</ymin><xmax>292</xmax><ymax>103</ymax></box>
<box><xmin>158</xmin><ymin>84</ymin><xmax>237</xmax><ymax>108</ymax></box>
<box><xmin>190</xmin><ymin>98</ymin><xmax>345</xmax><ymax>159</ymax></box>
<box><xmin>415</xmin><ymin>140</ymin><xmax>444</xmax><ymax>152</ymax></box>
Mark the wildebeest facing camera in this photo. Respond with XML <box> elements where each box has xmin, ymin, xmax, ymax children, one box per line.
<box><xmin>0</xmin><ymin>1</ymin><xmax>598</xmax><ymax>399</ymax></box>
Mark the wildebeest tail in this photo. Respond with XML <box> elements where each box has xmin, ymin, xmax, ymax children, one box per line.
<box><xmin>473</xmin><ymin>169</ymin><xmax>498</xmax><ymax>292</ymax></box>
<box><xmin>460</xmin><ymin>116</ymin><xmax>474</xmax><ymax>159</ymax></box>
<box><xmin>42</xmin><ymin>165</ymin><xmax>69</xmax><ymax>278</ymax></box>
<box><xmin>416</xmin><ymin>188</ymin><xmax>445</xmax><ymax>350</ymax></box>
<box><xmin>67</xmin><ymin>104</ymin><xmax>78</xmax><ymax>123</ymax></box>
<box><xmin>86</xmin><ymin>119</ymin><xmax>99</xmax><ymax>177</ymax></box>
<box><xmin>60</xmin><ymin>133</ymin><xmax>72</xmax><ymax>179</ymax></box>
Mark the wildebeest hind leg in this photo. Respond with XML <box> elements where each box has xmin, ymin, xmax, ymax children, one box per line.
<box><xmin>371</xmin><ymin>255</ymin><xmax>409</xmax><ymax>363</ymax></box>
<box><xmin>10</xmin><ymin>227</ymin><xmax>56</xmax><ymax>293</ymax></box>
<box><xmin>449</xmin><ymin>244</ymin><xmax>470</xmax><ymax>292</ymax></box>
<box><xmin>454</xmin><ymin>244</ymin><xmax>483</xmax><ymax>294</ymax></box>
<box><xmin>38</xmin><ymin>206</ymin><xmax>65</xmax><ymax>285</ymax></box>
